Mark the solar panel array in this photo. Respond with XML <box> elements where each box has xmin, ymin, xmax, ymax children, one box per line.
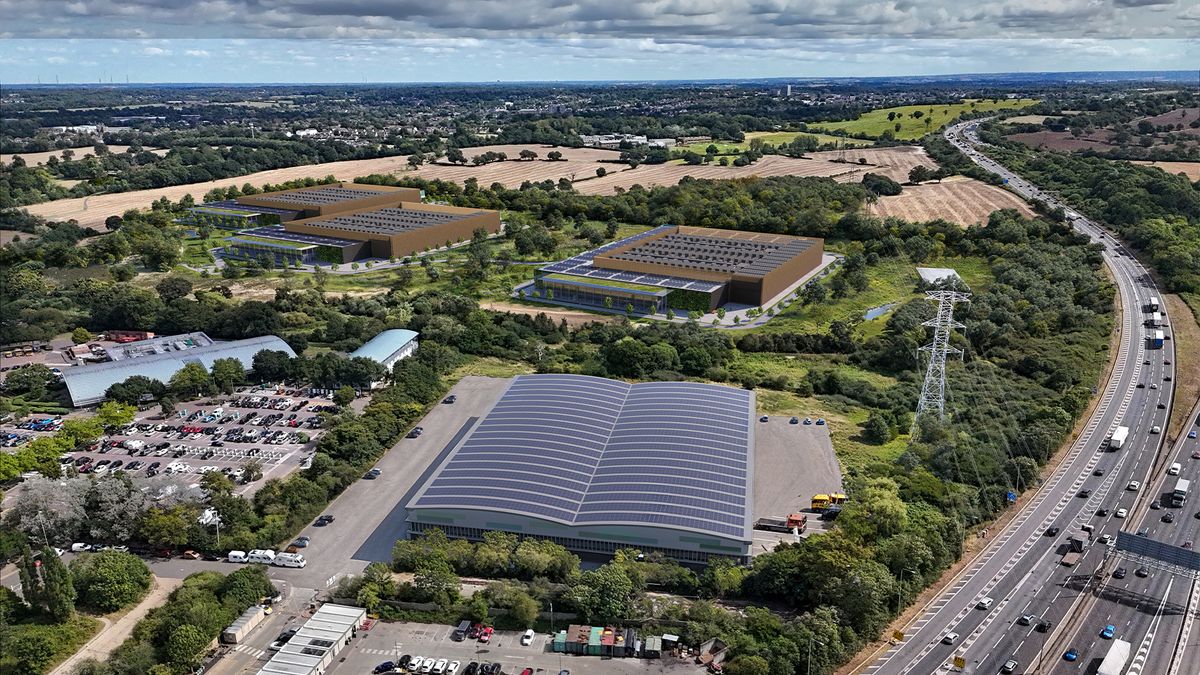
<box><xmin>306</xmin><ymin>207</ymin><xmax>472</xmax><ymax>236</ymax></box>
<box><xmin>410</xmin><ymin>374</ymin><xmax>753</xmax><ymax>539</ymax></box>
<box><xmin>608</xmin><ymin>233</ymin><xmax>816</xmax><ymax>278</ymax></box>
<box><xmin>238</xmin><ymin>226</ymin><xmax>359</xmax><ymax>247</ymax></box>
<box><xmin>539</xmin><ymin>226</ymin><xmax>725</xmax><ymax>293</ymax></box>
<box><xmin>259</xmin><ymin>186</ymin><xmax>391</xmax><ymax>206</ymax></box>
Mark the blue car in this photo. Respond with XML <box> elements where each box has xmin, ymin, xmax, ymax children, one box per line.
<box><xmin>1189</xmin><ymin>430</ymin><xmax>1197</xmax><ymax>439</ymax></box>
<box><xmin>1064</xmin><ymin>649</ymin><xmax>1079</xmax><ymax>662</ymax></box>
<box><xmin>1101</xmin><ymin>624</ymin><xmax>1115</xmax><ymax>639</ymax></box>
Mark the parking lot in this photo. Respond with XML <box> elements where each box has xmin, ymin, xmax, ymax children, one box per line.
<box><xmin>39</xmin><ymin>387</ymin><xmax>333</xmax><ymax>493</ymax></box>
<box><xmin>751</xmin><ymin>415</ymin><xmax>842</xmax><ymax>551</ymax></box>
<box><xmin>332</xmin><ymin>621</ymin><xmax>700</xmax><ymax>675</ymax></box>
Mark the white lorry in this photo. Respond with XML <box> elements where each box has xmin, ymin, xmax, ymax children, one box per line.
<box><xmin>1109</xmin><ymin>426</ymin><xmax>1129</xmax><ymax>450</ymax></box>
<box><xmin>1097</xmin><ymin>639</ymin><xmax>1130</xmax><ymax>675</ymax></box>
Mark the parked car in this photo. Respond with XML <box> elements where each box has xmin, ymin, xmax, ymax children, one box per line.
<box><xmin>521</xmin><ymin>629</ymin><xmax>535</xmax><ymax>645</ymax></box>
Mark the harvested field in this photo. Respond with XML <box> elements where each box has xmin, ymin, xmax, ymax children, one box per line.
<box><xmin>481</xmin><ymin>301</ymin><xmax>619</xmax><ymax>327</ymax></box>
<box><xmin>573</xmin><ymin>154</ymin><xmax>865</xmax><ymax>195</ymax></box>
<box><xmin>1007</xmin><ymin>130</ymin><xmax>1114</xmax><ymax>152</ymax></box>
<box><xmin>2</xmin><ymin>145</ymin><xmax>165</xmax><ymax>166</ymax></box>
<box><xmin>1130</xmin><ymin>160</ymin><xmax>1200</xmax><ymax>180</ymax></box>
<box><xmin>1137</xmin><ymin>107</ymin><xmax>1199</xmax><ymax>134</ymax></box>
<box><xmin>19</xmin><ymin>145</ymin><xmax>621</xmax><ymax>229</ymax></box>
<box><xmin>1005</xmin><ymin>115</ymin><xmax>1049</xmax><ymax>125</ymax></box>
<box><xmin>809</xmin><ymin>146</ymin><xmax>935</xmax><ymax>184</ymax></box>
<box><xmin>1165</xmin><ymin>293</ymin><xmax>1200</xmax><ymax>440</ymax></box>
<box><xmin>867</xmin><ymin>178</ymin><xmax>1034</xmax><ymax>225</ymax></box>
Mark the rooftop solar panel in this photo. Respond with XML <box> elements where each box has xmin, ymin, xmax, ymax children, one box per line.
<box><xmin>407</xmin><ymin>374</ymin><xmax>753</xmax><ymax>541</ymax></box>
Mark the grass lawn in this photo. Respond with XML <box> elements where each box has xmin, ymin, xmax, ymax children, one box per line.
<box><xmin>732</xmin><ymin>352</ymin><xmax>899</xmax><ymax>390</ymax></box>
<box><xmin>678</xmin><ymin>131</ymin><xmax>873</xmax><ymax>154</ymax></box>
<box><xmin>755</xmin><ymin>388</ymin><xmax>910</xmax><ymax>473</ymax></box>
<box><xmin>180</xmin><ymin>233</ymin><xmax>229</xmax><ymax>266</ymax></box>
<box><xmin>810</xmin><ymin>99</ymin><xmax>1041</xmax><ymax>141</ymax></box>
<box><xmin>541</xmin><ymin>273</ymin><xmax>665</xmax><ymax>293</ymax></box>
<box><xmin>451</xmin><ymin>357</ymin><xmax>535</xmax><ymax>379</ymax></box>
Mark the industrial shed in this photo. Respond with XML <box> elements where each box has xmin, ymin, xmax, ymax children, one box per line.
<box><xmin>349</xmin><ymin>329</ymin><xmax>419</xmax><ymax>371</ymax></box>
<box><xmin>61</xmin><ymin>334</ymin><xmax>295</xmax><ymax>407</ymax></box>
<box><xmin>405</xmin><ymin>374</ymin><xmax>755</xmax><ymax>563</ymax></box>
<box><xmin>257</xmin><ymin>603</ymin><xmax>365</xmax><ymax>675</ymax></box>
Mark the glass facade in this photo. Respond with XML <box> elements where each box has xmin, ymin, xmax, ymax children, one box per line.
<box><xmin>532</xmin><ymin>278</ymin><xmax>666</xmax><ymax>315</ymax></box>
<box><xmin>221</xmin><ymin>239</ymin><xmax>315</xmax><ymax>266</ymax></box>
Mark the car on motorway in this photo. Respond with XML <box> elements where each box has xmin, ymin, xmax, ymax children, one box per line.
<box><xmin>1001</xmin><ymin>659</ymin><xmax>1018</xmax><ymax>674</ymax></box>
<box><xmin>1096</xmin><ymin>508</ymin><xmax>1109</xmax><ymax>517</ymax></box>
<box><xmin>1063</xmin><ymin>649</ymin><xmax>1078</xmax><ymax>662</ymax></box>
<box><xmin>1044</xmin><ymin>527</ymin><xmax>1060</xmax><ymax>537</ymax></box>
<box><xmin>1113</xmin><ymin>567</ymin><xmax>1126</xmax><ymax>579</ymax></box>
<box><xmin>1185</xmin><ymin>541</ymin><xmax>1193</xmax><ymax>550</ymax></box>
<box><xmin>976</xmin><ymin>597</ymin><xmax>994</xmax><ymax>610</ymax></box>
<box><xmin>1101</xmin><ymin>624</ymin><xmax>1116</xmax><ymax>639</ymax></box>
<box><xmin>1151</xmin><ymin>425</ymin><xmax>1161</xmax><ymax>434</ymax></box>
<box><xmin>407</xmin><ymin>426</ymin><xmax>424</xmax><ymax>438</ymax></box>
<box><xmin>1151</xmin><ymin>384</ymin><xmax>1159</xmax><ymax>390</ymax></box>
<box><xmin>1137</xmin><ymin>383</ymin><xmax>1145</xmax><ymax>388</ymax></box>
<box><xmin>942</xmin><ymin>632</ymin><xmax>960</xmax><ymax>644</ymax></box>
<box><xmin>1151</xmin><ymin>500</ymin><xmax>1161</xmax><ymax>509</ymax></box>
<box><xmin>1077</xmin><ymin>489</ymin><xmax>1091</xmax><ymax>498</ymax></box>
<box><xmin>1037</xmin><ymin>620</ymin><xmax>1053</xmax><ymax>632</ymax></box>
<box><xmin>1138</xmin><ymin>528</ymin><xmax>1150</xmax><ymax>536</ymax></box>
<box><xmin>1116</xmin><ymin>508</ymin><xmax>1128</xmax><ymax>518</ymax></box>
<box><xmin>1189</xmin><ymin>432</ymin><xmax>1198</xmax><ymax>441</ymax></box>
<box><xmin>1136</xmin><ymin>567</ymin><xmax>1150</xmax><ymax>577</ymax></box>
<box><xmin>1127</xmin><ymin>481</ymin><xmax>1140</xmax><ymax>491</ymax></box>
<box><xmin>1018</xmin><ymin>614</ymin><xmax>1035</xmax><ymax>626</ymax></box>
<box><xmin>1099</xmin><ymin>534</ymin><xmax>1113</xmax><ymax>545</ymax></box>
<box><xmin>1093</xmin><ymin>468</ymin><xmax>1105</xmax><ymax>476</ymax></box>
<box><xmin>1163</xmin><ymin>512</ymin><xmax>1175</xmax><ymax>523</ymax></box>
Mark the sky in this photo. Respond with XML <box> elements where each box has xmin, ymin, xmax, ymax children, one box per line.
<box><xmin>0</xmin><ymin>0</ymin><xmax>1198</xmax><ymax>83</ymax></box>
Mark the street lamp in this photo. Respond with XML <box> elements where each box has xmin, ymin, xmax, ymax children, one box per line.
<box><xmin>35</xmin><ymin>511</ymin><xmax>51</xmax><ymax>548</ymax></box>
<box><xmin>897</xmin><ymin>568</ymin><xmax>917</xmax><ymax>615</ymax></box>
<box><xmin>808</xmin><ymin>636</ymin><xmax>825</xmax><ymax>675</ymax></box>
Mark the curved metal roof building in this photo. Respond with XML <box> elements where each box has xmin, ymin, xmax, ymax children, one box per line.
<box><xmin>405</xmin><ymin>374</ymin><xmax>755</xmax><ymax>563</ymax></box>
<box><xmin>348</xmin><ymin>329</ymin><xmax>419</xmax><ymax>369</ymax></box>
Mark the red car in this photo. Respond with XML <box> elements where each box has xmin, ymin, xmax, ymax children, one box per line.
<box><xmin>468</xmin><ymin>623</ymin><xmax>483</xmax><ymax>639</ymax></box>
<box><xmin>479</xmin><ymin>627</ymin><xmax>494</xmax><ymax>643</ymax></box>
<box><xmin>521</xmin><ymin>669</ymin><xmax>533</xmax><ymax>675</ymax></box>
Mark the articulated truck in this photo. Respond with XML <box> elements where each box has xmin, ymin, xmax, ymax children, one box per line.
<box><xmin>1109</xmin><ymin>426</ymin><xmax>1129</xmax><ymax>450</ymax></box>
<box><xmin>1097</xmin><ymin>638</ymin><xmax>1130</xmax><ymax>675</ymax></box>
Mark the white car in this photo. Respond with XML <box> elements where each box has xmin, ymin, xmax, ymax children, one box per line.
<box><xmin>421</xmin><ymin>659</ymin><xmax>435</xmax><ymax>674</ymax></box>
<box><xmin>432</xmin><ymin>659</ymin><xmax>448</xmax><ymax>674</ymax></box>
<box><xmin>53</xmin><ymin>547</ymin><xmax>66</xmax><ymax>557</ymax></box>
<box><xmin>943</xmin><ymin>632</ymin><xmax>960</xmax><ymax>644</ymax></box>
<box><xmin>1151</xmin><ymin>426</ymin><xmax>1161</xmax><ymax>435</ymax></box>
<box><xmin>1099</xmin><ymin>534</ymin><xmax>1113</xmax><ymax>545</ymax></box>
<box><xmin>521</xmin><ymin>628</ymin><xmax>535</xmax><ymax>645</ymax></box>
<box><xmin>1127</xmin><ymin>481</ymin><xmax>1141</xmax><ymax>491</ymax></box>
<box><xmin>446</xmin><ymin>661</ymin><xmax>460</xmax><ymax>675</ymax></box>
<box><xmin>70</xmin><ymin>542</ymin><xmax>92</xmax><ymax>552</ymax></box>
<box><xmin>976</xmin><ymin>597</ymin><xmax>994</xmax><ymax>610</ymax></box>
<box><xmin>408</xmin><ymin>658</ymin><xmax>424</xmax><ymax>672</ymax></box>
<box><xmin>1116</xmin><ymin>508</ymin><xmax>1128</xmax><ymax>518</ymax></box>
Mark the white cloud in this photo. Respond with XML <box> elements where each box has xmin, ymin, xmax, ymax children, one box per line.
<box><xmin>185</xmin><ymin>48</ymin><xmax>210</xmax><ymax>56</ymax></box>
<box><xmin>142</xmin><ymin>46</ymin><xmax>169</xmax><ymax>55</ymax></box>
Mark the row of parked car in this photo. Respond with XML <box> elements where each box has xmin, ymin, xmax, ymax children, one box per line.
<box><xmin>1</xmin><ymin>432</ymin><xmax>34</xmax><ymax>448</ymax></box>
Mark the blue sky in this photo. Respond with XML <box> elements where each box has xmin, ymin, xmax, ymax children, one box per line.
<box><xmin>0</xmin><ymin>0</ymin><xmax>1197</xmax><ymax>83</ymax></box>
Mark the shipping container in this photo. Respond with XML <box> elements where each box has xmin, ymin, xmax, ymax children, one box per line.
<box><xmin>588</xmin><ymin>626</ymin><xmax>603</xmax><ymax>655</ymax></box>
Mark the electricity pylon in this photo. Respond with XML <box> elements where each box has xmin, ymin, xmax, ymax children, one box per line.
<box><xmin>912</xmin><ymin>289</ymin><xmax>971</xmax><ymax>434</ymax></box>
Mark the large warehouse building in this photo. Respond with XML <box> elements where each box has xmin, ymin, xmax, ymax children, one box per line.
<box><xmin>405</xmin><ymin>374</ymin><xmax>755</xmax><ymax>564</ymax></box>
<box><xmin>532</xmin><ymin>225</ymin><xmax>824</xmax><ymax>314</ymax></box>
<box><xmin>61</xmin><ymin>333</ymin><xmax>295</xmax><ymax>407</ymax></box>
<box><xmin>187</xmin><ymin>182</ymin><xmax>502</xmax><ymax>266</ymax></box>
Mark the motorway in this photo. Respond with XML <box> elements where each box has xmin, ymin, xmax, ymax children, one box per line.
<box><xmin>857</xmin><ymin>120</ymin><xmax>1180</xmax><ymax>675</ymax></box>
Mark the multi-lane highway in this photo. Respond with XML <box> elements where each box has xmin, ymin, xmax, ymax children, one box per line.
<box><xmin>855</xmin><ymin>120</ymin><xmax>1180</xmax><ymax>675</ymax></box>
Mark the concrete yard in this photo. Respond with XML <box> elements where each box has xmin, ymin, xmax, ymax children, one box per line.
<box><xmin>751</xmin><ymin>415</ymin><xmax>842</xmax><ymax>552</ymax></box>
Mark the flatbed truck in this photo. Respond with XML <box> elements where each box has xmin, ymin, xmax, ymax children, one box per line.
<box><xmin>754</xmin><ymin>514</ymin><xmax>807</xmax><ymax>534</ymax></box>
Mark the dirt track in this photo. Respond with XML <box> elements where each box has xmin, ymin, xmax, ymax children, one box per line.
<box><xmin>868</xmin><ymin>178</ymin><xmax>1034</xmax><ymax>225</ymax></box>
<box><xmin>810</xmin><ymin>146</ymin><xmax>935</xmax><ymax>184</ymax></box>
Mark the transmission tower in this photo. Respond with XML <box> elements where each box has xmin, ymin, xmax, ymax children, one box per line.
<box><xmin>912</xmin><ymin>289</ymin><xmax>971</xmax><ymax>434</ymax></box>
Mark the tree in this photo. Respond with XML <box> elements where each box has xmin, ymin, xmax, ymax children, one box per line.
<box><xmin>139</xmin><ymin>506</ymin><xmax>193</xmax><ymax>548</ymax></box>
<box><xmin>39</xmin><ymin>545</ymin><xmax>76</xmax><ymax>621</ymax></box>
<box><xmin>595</xmin><ymin>167</ymin><xmax>606</xmax><ymax>177</ymax></box>
<box><xmin>333</xmin><ymin>385</ymin><xmax>356</xmax><ymax>407</ymax></box>
<box><xmin>210</xmin><ymin>358</ymin><xmax>245</xmax><ymax>395</ymax></box>
<box><xmin>519</xmin><ymin>149</ymin><xmax>538</xmax><ymax>161</ymax></box>
<box><xmin>572</xmin><ymin>563</ymin><xmax>633</xmax><ymax>623</ymax></box>
<box><xmin>4</xmin><ymin>364</ymin><xmax>53</xmax><ymax>398</ymax></box>
<box><xmin>105</xmin><ymin>375</ymin><xmax>166</xmax><ymax>405</ymax></box>
<box><xmin>724</xmin><ymin>656</ymin><xmax>770</xmax><ymax>675</ymax></box>
<box><xmin>155</xmin><ymin>276</ymin><xmax>193</xmax><ymax>303</ymax></box>
<box><xmin>104</xmin><ymin>215</ymin><xmax>123</xmax><ymax>231</ymax></box>
<box><xmin>169</xmin><ymin>362</ymin><xmax>214</xmax><ymax>399</ymax></box>
<box><xmin>165</xmin><ymin>624</ymin><xmax>210</xmax><ymax>670</ymax></box>
<box><xmin>252</xmin><ymin>350</ymin><xmax>294</xmax><ymax>383</ymax></box>
<box><xmin>9</xmin><ymin>631</ymin><xmax>56</xmax><ymax>675</ymax></box>
<box><xmin>862</xmin><ymin>412</ymin><xmax>895</xmax><ymax>444</ymax></box>
<box><xmin>414</xmin><ymin>558</ymin><xmax>460</xmax><ymax>607</ymax></box>
<box><xmin>861</xmin><ymin>172</ymin><xmax>903</xmax><ymax>196</ymax></box>
<box><xmin>547</xmin><ymin>150</ymin><xmax>563</xmax><ymax>161</ymax></box>
<box><xmin>240</xmin><ymin>461</ymin><xmax>263</xmax><ymax>484</ymax></box>
<box><xmin>407</xmin><ymin>153</ymin><xmax>425</xmax><ymax>169</ymax></box>
<box><xmin>445</xmin><ymin>148</ymin><xmax>466</xmax><ymax>164</ymax></box>
<box><xmin>71</xmin><ymin>327</ymin><xmax>93</xmax><ymax>344</ymax></box>
<box><xmin>466</xmin><ymin>593</ymin><xmax>489</xmax><ymax>623</ymax></box>
<box><xmin>908</xmin><ymin>165</ymin><xmax>933</xmax><ymax>184</ymax></box>
<box><xmin>507</xmin><ymin>590</ymin><xmax>540</xmax><ymax>627</ymax></box>
<box><xmin>839</xmin><ymin>478</ymin><xmax>909</xmax><ymax>542</ymax></box>
<box><xmin>70</xmin><ymin>550</ymin><xmax>151</xmax><ymax>613</ymax></box>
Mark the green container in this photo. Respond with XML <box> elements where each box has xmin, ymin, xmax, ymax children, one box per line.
<box><xmin>553</xmin><ymin>631</ymin><xmax>566</xmax><ymax>653</ymax></box>
<box><xmin>588</xmin><ymin>626</ymin><xmax>603</xmax><ymax>656</ymax></box>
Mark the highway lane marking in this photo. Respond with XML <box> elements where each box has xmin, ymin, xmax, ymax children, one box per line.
<box><xmin>1166</xmin><ymin>578</ymin><xmax>1200</xmax><ymax>675</ymax></box>
<box><xmin>1127</xmin><ymin>577</ymin><xmax>1174</xmax><ymax>675</ymax></box>
<box><xmin>861</xmin><ymin>124</ymin><xmax>1160</xmax><ymax>675</ymax></box>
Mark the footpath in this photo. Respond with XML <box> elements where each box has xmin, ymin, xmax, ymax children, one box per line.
<box><xmin>50</xmin><ymin>576</ymin><xmax>183</xmax><ymax>675</ymax></box>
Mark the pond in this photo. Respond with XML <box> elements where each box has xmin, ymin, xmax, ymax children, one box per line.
<box><xmin>863</xmin><ymin>302</ymin><xmax>898</xmax><ymax>321</ymax></box>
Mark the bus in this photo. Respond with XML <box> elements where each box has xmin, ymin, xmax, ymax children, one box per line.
<box><xmin>811</xmin><ymin>492</ymin><xmax>848</xmax><ymax>511</ymax></box>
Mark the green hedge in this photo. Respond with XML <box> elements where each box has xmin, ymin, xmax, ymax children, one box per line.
<box><xmin>666</xmin><ymin>289</ymin><xmax>712</xmax><ymax>313</ymax></box>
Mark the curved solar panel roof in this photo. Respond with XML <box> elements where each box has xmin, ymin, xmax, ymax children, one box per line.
<box><xmin>408</xmin><ymin>374</ymin><xmax>754</xmax><ymax>540</ymax></box>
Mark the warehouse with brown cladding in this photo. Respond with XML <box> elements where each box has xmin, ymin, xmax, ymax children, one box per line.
<box><xmin>285</xmin><ymin>202</ymin><xmax>501</xmax><ymax>259</ymax></box>
<box><xmin>234</xmin><ymin>182</ymin><xmax>421</xmax><ymax>218</ymax></box>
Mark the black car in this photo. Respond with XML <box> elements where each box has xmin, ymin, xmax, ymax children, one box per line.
<box><xmin>1077</xmin><ymin>489</ymin><xmax>1091</xmax><ymax>498</ymax></box>
<box><xmin>373</xmin><ymin>662</ymin><xmax>395</xmax><ymax>674</ymax></box>
<box><xmin>314</xmin><ymin>514</ymin><xmax>335</xmax><ymax>526</ymax></box>
<box><xmin>1136</xmin><ymin>567</ymin><xmax>1150</xmax><ymax>578</ymax></box>
<box><xmin>789</xmin><ymin>416</ymin><xmax>799</xmax><ymax>424</ymax></box>
<box><xmin>1163</xmin><ymin>512</ymin><xmax>1175</xmax><ymax>523</ymax></box>
<box><xmin>398</xmin><ymin>656</ymin><xmax>412</xmax><ymax>669</ymax></box>
<box><xmin>1044</xmin><ymin>527</ymin><xmax>1060</xmax><ymax>537</ymax></box>
<box><xmin>443</xmin><ymin>395</ymin><xmax>457</xmax><ymax>404</ymax></box>
<box><xmin>464</xmin><ymin>663</ymin><xmax>479</xmax><ymax>675</ymax></box>
<box><xmin>407</xmin><ymin>427</ymin><xmax>424</xmax><ymax>438</ymax></box>
<box><xmin>1150</xmin><ymin>500</ymin><xmax>1161</xmax><ymax>510</ymax></box>
<box><xmin>1093</xmin><ymin>468</ymin><xmax>1104</xmax><ymax>476</ymax></box>
<box><xmin>1137</xmin><ymin>383</ymin><xmax>1145</xmax><ymax>388</ymax></box>
<box><xmin>363</xmin><ymin>468</ymin><xmax>382</xmax><ymax>480</ymax></box>
<box><xmin>1096</xmin><ymin>509</ymin><xmax>1109</xmax><ymax>517</ymax></box>
<box><xmin>1036</xmin><ymin>620</ymin><xmax>1052</xmax><ymax>633</ymax></box>
<box><xmin>1113</xmin><ymin>568</ymin><xmax>1126</xmax><ymax>579</ymax></box>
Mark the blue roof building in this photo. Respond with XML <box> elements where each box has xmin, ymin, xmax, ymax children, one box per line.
<box><xmin>349</xmin><ymin>329</ymin><xmax>419</xmax><ymax>371</ymax></box>
<box><xmin>61</xmin><ymin>334</ymin><xmax>295</xmax><ymax>407</ymax></box>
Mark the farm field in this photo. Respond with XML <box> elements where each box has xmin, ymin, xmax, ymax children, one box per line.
<box><xmin>810</xmin><ymin>98</ymin><xmax>1040</xmax><ymax>140</ymax></box>
<box><xmin>677</xmin><ymin>130</ymin><xmax>873</xmax><ymax>153</ymax></box>
<box><xmin>1130</xmin><ymin>160</ymin><xmax>1200</xmax><ymax>180</ymax></box>
<box><xmin>19</xmin><ymin>145</ymin><xmax>623</xmax><ymax>229</ymax></box>
<box><xmin>867</xmin><ymin>177</ymin><xmax>1034</xmax><ymax>225</ymax></box>
<box><xmin>809</xmin><ymin>145</ymin><xmax>936</xmax><ymax>184</ymax></box>
<box><xmin>1004</xmin><ymin>115</ymin><xmax>1050</xmax><ymax>124</ymax></box>
<box><xmin>2</xmin><ymin>145</ymin><xmax>166</xmax><ymax>166</ymax></box>
<box><xmin>1136</xmin><ymin>107</ymin><xmax>1199</xmax><ymax>134</ymax></box>
<box><xmin>1006</xmin><ymin>130</ymin><xmax>1115</xmax><ymax>152</ymax></box>
<box><xmin>572</xmin><ymin>154</ymin><xmax>866</xmax><ymax>195</ymax></box>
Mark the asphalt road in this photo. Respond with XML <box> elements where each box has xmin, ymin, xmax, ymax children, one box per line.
<box><xmin>856</xmin><ymin>120</ymin><xmax>1177</xmax><ymax>675</ymax></box>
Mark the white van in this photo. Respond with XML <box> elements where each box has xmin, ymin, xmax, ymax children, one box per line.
<box><xmin>227</xmin><ymin>550</ymin><xmax>248</xmax><ymax>563</ymax></box>
<box><xmin>247</xmin><ymin>549</ymin><xmax>276</xmax><ymax>564</ymax></box>
<box><xmin>272</xmin><ymin>552</ymin><xmax>307</xmax><ymax>568</ymax></box>
<box><xmin>1169</xmin><ymin>463</ymin><xmax>1182</xmax><ymax>476</ymax></box>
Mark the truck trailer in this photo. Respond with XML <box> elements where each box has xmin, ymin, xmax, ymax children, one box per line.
<box><xmin>1148</xmin><ymin>330</ymin><xmax>1165</xmax><ymax>349</ymax></box>
<box><xmin>1097</xmin><ymin>639</ymin><xmax>1130</xmax><ymax>675</ymax></box>
<box><xmin>220</xmin><ymin>605</ymin><xmax>265</xmax><ymax>644</ymax></box>
<box><xmin>1147</xmin><ymin>297</ymin><xmax>1160</xmax><ymax>312</ymax></box>
<box><xmin>1061</xmin><ymin>534</ymin><xmax>1087</xmax><ymax>567</ymax></box>
<box><xmin>1172</xmin><ymin>478</ymin><xmax>1190</xmax><ymax>507</ymax></box>
<box><xmin>754</xmin><ymin>514</ymin><xmax>808</xmax><ymax>534</ymax></box>
<box><xmin>1109</xmin><ymin>426</ymin><xmax>1129</xmax><ymax>450</ymax></box>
